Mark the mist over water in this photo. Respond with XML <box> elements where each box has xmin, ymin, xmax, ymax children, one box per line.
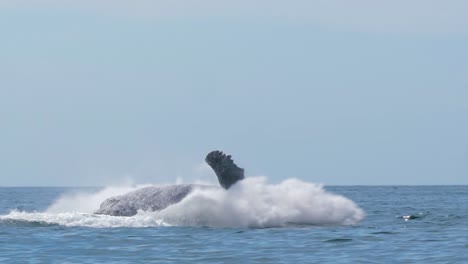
<box><xmin>0</xmin><ymin>177</ymin><xmax>364</xmax><ymax>228</ymax></box>
<box><xmin>45</xmin><ymin>185</ymin><xmax>148</xmax><ymax>214</ymax></box>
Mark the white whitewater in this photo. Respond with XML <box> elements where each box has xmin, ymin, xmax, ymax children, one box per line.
<box><xmin>0</xmin><ymin>177</ymin><xmax>364</xmax><ymax>228</ymax></box>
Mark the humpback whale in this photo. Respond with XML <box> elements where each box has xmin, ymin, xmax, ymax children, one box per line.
<box><xmin>95</xmin><ymin>151</ymin><xmax>244</xmax><ymax>216</ymax></box>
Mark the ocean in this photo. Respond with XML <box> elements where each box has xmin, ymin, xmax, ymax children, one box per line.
<box><xmin>0</xmin><ymin>182</ymin><xmax>467</xmax><ymax>263</ymax></box>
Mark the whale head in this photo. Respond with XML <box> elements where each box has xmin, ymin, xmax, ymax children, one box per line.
<box><xmin>205</xmin><ymin>150</ymin><xmax>245</xmax><ymax>189</ymax></box>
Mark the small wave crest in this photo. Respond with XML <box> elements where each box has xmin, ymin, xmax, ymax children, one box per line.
<box><xmin>0</xmin><ymin>177</ymin><xmax>364</xmax><ymax>228</ymax></box>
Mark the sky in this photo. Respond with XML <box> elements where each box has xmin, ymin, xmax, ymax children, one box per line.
<box><xmin>0</xmin><ymin>1</ymin><xmax>467</xmax><ymax>186</ymax></box>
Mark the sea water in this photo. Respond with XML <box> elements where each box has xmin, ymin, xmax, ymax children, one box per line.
<box><xmin>0</xmin><ymin>181</ymin><xmax>467</xmax><ymax>263</ymax></box>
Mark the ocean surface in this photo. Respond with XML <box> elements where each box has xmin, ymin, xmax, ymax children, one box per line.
<box><xmin>1</xmin><ymin>182</ymin><xmax>467</xmax><ymax>263</ymax></box>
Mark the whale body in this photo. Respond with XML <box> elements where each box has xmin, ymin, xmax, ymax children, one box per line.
<box><xmin>95</xmin><ymin>151</ymin><xmax>244</xmax><ymax>216</ymax></box>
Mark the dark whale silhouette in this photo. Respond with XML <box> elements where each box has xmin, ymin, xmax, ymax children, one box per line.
<box><xmin>95</xmin><ymin>151</ymin><xmax>244</xmax><ymax>216</ymax></box>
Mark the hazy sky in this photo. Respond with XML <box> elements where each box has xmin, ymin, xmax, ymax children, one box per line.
<box><xmin>1</xmin><ymin>1</ymin><xmax>467</xmax><ymax>186</ymax></box>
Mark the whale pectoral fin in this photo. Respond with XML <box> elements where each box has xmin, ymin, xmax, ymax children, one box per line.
<box><xmin>205</xmin><ymin>150</ymin><xmax>245</xmax><ymax>189</ymax></box>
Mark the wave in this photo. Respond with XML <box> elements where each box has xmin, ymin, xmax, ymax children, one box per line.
<box><xmin>0</xmin><ymin>177</ymin><xmax>364</xmax><ymax>228</ymax></box>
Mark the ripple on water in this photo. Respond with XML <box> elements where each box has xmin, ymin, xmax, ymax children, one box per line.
<box><xmin>324</xmin><ymin>238</ymin><xmax>353</xmax><ymax>243</ymax></box>
<box><xmin>370</xmin><ymin>231</ymin><xmax>399</xmax><ymax>235</ymax></box>
<box><xmin>0</xmin><ymin>219</ymin><xmax>59</xmax><ymax>227</ymax></box>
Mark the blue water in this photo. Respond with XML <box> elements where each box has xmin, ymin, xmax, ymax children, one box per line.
<box><xmin>1</xmin><ymin>186</ymin><xmax>467</xmax><ymax>263</ymax></box>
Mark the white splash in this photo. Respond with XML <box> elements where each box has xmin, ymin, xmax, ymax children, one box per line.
<box><xmin>155</xmin><ymin>177</ymin><xmax>364</xmax><ymax>227</ymax></box>
<box><xmin>0</xmin><ymin>177</ymin><xmax>364</xmax><ymax>228</ymax></box>
<box><xmin>46</xmin><ymin>185</ymin><xmax>149</xmax><ymax>214</ymax></box>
